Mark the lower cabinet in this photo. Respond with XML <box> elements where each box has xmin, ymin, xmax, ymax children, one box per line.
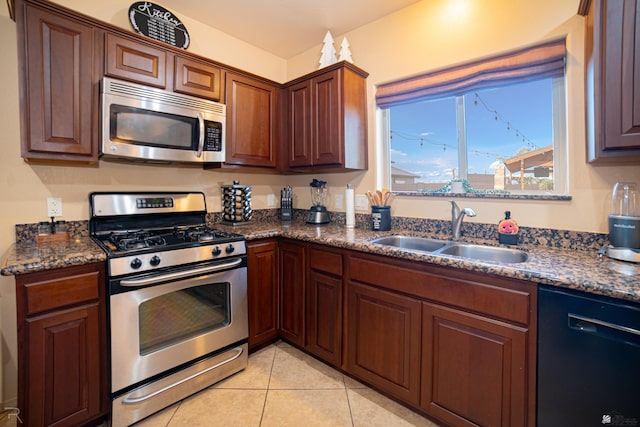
<box><xmin>247</xmin><ymin>239</ymin><xmax>279</xmax><ymax>350</ymax></box>
<box><xmin>15</xmin><ymin>262</ymin><xmax>108</xmax><ymax>427</ymax></box>
<box><xmin>421</xmin><ymin>303</ymin><xmax>528</xmax><ymax>427</ymax></box>
<box><xmin>247</xmin><ymin>239</ymin><xmax>536</xmax><ymax>426</ymax></box>
<box><xmin>305</xmin><ymin>245</ymin><xmax>343</xmax><ymax>367</ymax></box>
<box><xmin>278</xmin><ymin>239</ymin><xmax>306</xmax><ymax>346</ymax></box>
<box><xmin>345</xmin><ymin>281</ymin><xmax>422</xmax><ymax>406</ymax></box>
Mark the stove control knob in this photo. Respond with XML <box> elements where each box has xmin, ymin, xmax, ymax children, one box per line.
<box><xmin>225</xmin><ymin>244</ymin><xmax>235</xmax><ymax>254</ymax></box>
<box><xmin>212</xmin><ymin>246</ymin><xmax>222</xmax><ymax>256</ymax></box>
<box><xmin>150</xmin><ymin>255</ymin><xmax>161</xmax><ymax>267</ymax></box>
<box><xmin>130</xmin><ymin>258</ymin><xmax>142</xmax><ymax>269</ymax></box>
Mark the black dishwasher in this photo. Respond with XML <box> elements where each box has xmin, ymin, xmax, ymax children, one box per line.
<box><xmin>537</xmin><ymin>285</ymin><xmax>640</xmax><ymax>427</ymax></box>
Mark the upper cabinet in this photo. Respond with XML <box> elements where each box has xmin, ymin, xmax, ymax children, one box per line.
<box><xmin>223</xmin><ymin>72</ymin><xmax>280</xmax><ymax>168</ymax></box>
<box><xmin>104</xmin><ymin>33</ymin><xmax>223</xmax><ymax>101</ymax></box>
<box><xmin>285</xmin><ymin>62</ymin><xmax>369</xmax><ymax>171</ymax></box>
<box><xmin>584</xmin><ymin>0</ymin><xmax>640</xmax><ymax>162</ymax></box>
<box><xmin>17</xmin><ymin>0</ymin><xmax>100</xmax><ymax>163</ymax></box>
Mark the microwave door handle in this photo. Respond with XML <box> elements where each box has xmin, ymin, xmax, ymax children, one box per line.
<box><xmin>195</xmin><ymin>112</ymin><xmax>205</xmax><ymax>158</ymax></box>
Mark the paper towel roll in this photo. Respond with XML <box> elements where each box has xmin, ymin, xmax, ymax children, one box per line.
<box><xmin>346</xmin><ymin>185</ymin><xmax>355</xmax><ymax>228</ymax></box>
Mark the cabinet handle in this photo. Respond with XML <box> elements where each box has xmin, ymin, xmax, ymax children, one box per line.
<box><xmin>122</xmin><ymin>347</ymin><xmax>244</xmax><ymax>405</ymax></box>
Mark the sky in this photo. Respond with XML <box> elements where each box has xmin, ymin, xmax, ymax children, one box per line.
<box><xmin>389</xmin><ymin>78</ymin><xmax>553</xmax><ymax>182</ymax></box>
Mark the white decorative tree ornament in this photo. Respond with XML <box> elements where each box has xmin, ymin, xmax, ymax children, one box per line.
<box><xmin>338</xmin><ymin>37</ymin><xmax>353</xmax><ymax>63</ymax></box>
<box><xmin>318</xmin><ymin>31</ymin><xmax>337</xmax><ymax>69</ymax></box>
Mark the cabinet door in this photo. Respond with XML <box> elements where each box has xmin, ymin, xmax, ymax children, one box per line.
<box><xmin>346</xmin><ymin>281</ymin><xmax>421</xmax><ymax>405</ymax></box>
<box><xmin>20</xmin><ymin>5</ymin><xmax>97</xmax><ymax>162</ymax></box>
<box><xmin>287</xmin><ymin>80</ymin><xmax>313</xmax><ymax>167</ymax></box>
<box><xmin>588</xmin><ymin>0</ymin><xmax>640</xmax><ymax>161</ymax></box>
<box><xmin>421</xmin><ymin>302</ymin><xmax>528</xmax><ymax>427</ymax></box>
<box><xmin>105</xmin><ymin>32</ymin><xmax>167</xmax><ymax>88</ymax></box>
<box><xmin>26</xmin><ymin>303</ymin><xmax>103</xmax><ymax>426</ymax></box>
<box><xmin>16</xmin><ymin>263</ymin><xmax>107</xmax><ymax>427</ymax></box>
<box><xmin>306</xmin><ymin>271</ymin><xmax>342</xmax><ymax>367</ymax></box>
<box><xmin>278</xmin><ymin>240</ymin><xmax>306</xmax><ymax>346</ymax></box>
<box><xmin>247</xmin><ymin>240</ymin><xmax>279</xmax><ymax>350</ymax></box>
<box><xmin>225</xmin><ymin>72</ymin><xmax>279</xmax><ymax>167</ymax></box>
<box><xmin>312</xmin><ymin>69</ymin><xmax>343</xmax><ymax>166</ymax></box>
<box><xmin>174</xmin><ymin>55</ymin><xmax>223</xmax><ymax>101</ymax></box>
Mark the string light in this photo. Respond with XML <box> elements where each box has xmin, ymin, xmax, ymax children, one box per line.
<box><xmin>473</xmin><ymin>92</ymin><xmax>537</xmax><ymax>150</ymax></box>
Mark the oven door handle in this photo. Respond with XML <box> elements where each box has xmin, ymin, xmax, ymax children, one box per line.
<box><xmin>119</xmin><ymin>258</ymin><xmax>243</xmax><ymax>287</ymax></box>
<box><xmin>121</xmin><ymin>346</ymin><xmax>245</xmax><ymax>405</ymax></box>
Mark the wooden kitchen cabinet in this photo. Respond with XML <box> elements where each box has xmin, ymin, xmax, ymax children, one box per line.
<box><xmin>346</xmin><ymin>251</ymin><xmax>536</xmax><ymax>426</ymax></box>
<box><xmin>421</xmin><ymin>303</ymin><xmax>528</xmax><ymax>427</ymax></box>
<box><xmin>16</xmin><ymin>0</ymin><xmax>100</xmax><ymax>163</ymax></box>
<box><xmin>224</xmin><ymin>72</ymin><xmax>280</xmax><ymax>168</ymax></box>
<box><xmin>305</xmin><ymin>245</ymin><xmax>343</xmax><ymax>367</ymax></box>
<box><xmin>15</xmin><ymin>262</ymin><xmax>108</xmax><ymax>427</ymax></box>
<box><xmin>585</xmin><ymin>0</ymin><xmax>640</xmax><ymax>162</ymax></box>
<box><xmin>278</xmin><ymin>239</ymin><xmax>306</xmax><ymax>346</ymax></box>
<box><xmin>285</xmin><ymin>61</ymin><xmax>368</xmax><ymax>171</ymax></box>
<box><xmin>247</xmin><ymin>239</ymin><xmax>279</xmax><ymax>351</ymax></box>
<box><xmin>346</xmin><ymin>280</ymin><xmax>422</xmax><ymax>406</ymax></box>
<box><xmin>105</xmin><ymin>33</ymin><xmax>223</xmax><ymax>101</ymax></box>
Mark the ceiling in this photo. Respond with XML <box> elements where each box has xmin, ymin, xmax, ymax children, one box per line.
<box><xmin>158</xmin><ymin>0</ymin><xmax>422</xmax><ymax>59</ymax></box>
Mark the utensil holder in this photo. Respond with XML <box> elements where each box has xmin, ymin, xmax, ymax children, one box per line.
<box><xmin>371</xmin><ymin>206</ymin><xmax>391</xmax><ymax>231</ymax></box>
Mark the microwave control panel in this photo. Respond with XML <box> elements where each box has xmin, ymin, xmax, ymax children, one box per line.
<box><xmin>203</xmin><ymin>121</ymin><xmax>222</xmax><ymax>152</ymax></box>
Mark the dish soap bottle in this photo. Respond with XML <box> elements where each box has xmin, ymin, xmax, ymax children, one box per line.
<box><xmin>498</xmin><ymin>211</ymin><xmax>519</xmax><ymax>245</ymax></box>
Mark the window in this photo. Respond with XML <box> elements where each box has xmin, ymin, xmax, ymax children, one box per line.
<box><xmin>377</xmin><ymin>38</ymin><xmax>567</xmax><ymax>196</ymax></box>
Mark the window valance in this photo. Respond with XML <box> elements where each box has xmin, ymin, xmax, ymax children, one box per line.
<box><xmin>376</xmin><ymin>37</ymin><xmax>566</xmax><ymax>109</ymax></box>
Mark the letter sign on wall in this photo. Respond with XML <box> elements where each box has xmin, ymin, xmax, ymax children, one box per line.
<box><xmin>129</xmin><ymin>2</ymin><xmax>190</xmax><ymax>49</ymax></box>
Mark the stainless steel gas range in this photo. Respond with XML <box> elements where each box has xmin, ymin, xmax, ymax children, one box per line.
<box><xmin>89</xmin><ymin>192</ymin><xmax>248</xmax><ymax>427</ymax></box>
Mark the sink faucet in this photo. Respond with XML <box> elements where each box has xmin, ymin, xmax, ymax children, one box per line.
<box><xmin>450</xmin><ymin>200</ymin><xmax>477</xmax><ymax>239</ymax></box>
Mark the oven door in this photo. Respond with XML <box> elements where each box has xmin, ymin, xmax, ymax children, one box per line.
<box><xmin>109</xmin><ymin>260</ymin><xmax>247</xmax><ymax>393</ymax></box>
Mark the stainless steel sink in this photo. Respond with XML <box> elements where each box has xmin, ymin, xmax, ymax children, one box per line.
<box><xmin>369</xmin><ymin>235</ymin><xmax>528</xmax><ymax>263</ymax></box>
<box><xmin>369</xmin><ymin>235</ymin><xmax>449</xmax><ymax>253</ymax></box>
<box><xmin>437</xmin><ymin>243</ymin><xmax>528</xmax><ymax>263</ymax></box>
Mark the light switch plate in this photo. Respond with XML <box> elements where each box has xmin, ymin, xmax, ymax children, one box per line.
<box><xmin>267</xmin><ymin>193</ymin><xmax>276</xmax><ymax>207</ymax></box>
<box><xmin>335</xmin><ymin>194</ymin><xmax>344</xmax><ymax>209</ymax></box>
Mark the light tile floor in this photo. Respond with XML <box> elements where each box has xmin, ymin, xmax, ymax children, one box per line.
<box><xmin>135</xmin><ymin>341</ymin><xmax>439</xmax><ymax>427</ymax></box>
<box><xmin>0</xmin><ymin>341</ymin><xmax>440</xmax><ymax>427</ymax></box>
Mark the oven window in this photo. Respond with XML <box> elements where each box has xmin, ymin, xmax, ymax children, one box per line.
<box><xmin>110</xmin><ymin>104</ymin><xmax>196</xmax><ymax>149</ymax></box>
<box><xmin>138</xmin><ymin>282</ymin><xmax>230</xmax><ymax>355</ymax></box>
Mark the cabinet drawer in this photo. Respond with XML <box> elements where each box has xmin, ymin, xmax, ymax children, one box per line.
<box><xmin>349</xmin><ymin>254</ymin><xmax>532</xmax><ymax>325</ymax></box>
<box><xmin>24</xmin><ymin>271</ymin><xmax>101</xmax><ymax>316</ymax></box>
<box><xmin>309</xmin><ymin>246</ymin><xmax>343</xmax><ymax>276</ymax></box>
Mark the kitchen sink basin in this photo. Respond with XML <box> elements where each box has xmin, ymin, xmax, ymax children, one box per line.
<box><xmin>369</xmin><ymin>235</ymin><xmax>449</xmax><ymax>253</ymax></box>
<box><xmin>369</xmin><ymin>235</ymin><xmax>528</xmax><ymax>263</ymax></box>
<box><xmin>437</xmin><ymin>243</ymin><xmax>528</xmax><ymax>263</ymax></box>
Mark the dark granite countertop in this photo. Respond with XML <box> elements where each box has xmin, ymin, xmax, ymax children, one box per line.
<box><xmin>3</xmin><ymin>219</ymin><xmax>639</xmax><ymax>304</ymax></box>
<box><xmin>1</xmin><ymin>236</ymin><xmax>106</xmax><ymax>276</ymax></box>
<box><xmin>218</xmin><ymin>220</ymin><xmax>640</xmax><ymax>303</ymax></box>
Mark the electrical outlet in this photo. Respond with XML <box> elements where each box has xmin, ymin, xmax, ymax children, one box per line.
<box><xmin>47</xmin><ymin>197</ymin><xmax>62</xmax><ymax>218</ymax></box>
<box><xmin>267</xmin><ymin>193</ymin><xmax>276</xmax><ymax>207</ymax></box>
<box><xmin>335</xmin><ymin>194</ymin><xmax>344</xmax><ymax>209</ymax></box>
<box><xmin>355</xmin><ymin>194</ymin><xmax>369</xmax><ymax>211</ymax></box>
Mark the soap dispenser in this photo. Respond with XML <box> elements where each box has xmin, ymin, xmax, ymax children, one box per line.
<box><xmin>498</xmin><ymin>211</ymin><xmax>519</xmax><ymax>245</ymax></box>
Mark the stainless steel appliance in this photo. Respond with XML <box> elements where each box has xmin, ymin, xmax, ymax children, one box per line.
<box><xmin>101</xmin><ymin>77</ymin><xmax>226</xmax><ymax>163</ymax></box>
<box><xmin>538</xmin><ymin>285</ymin><xmax>640</xmax><ymax>426</ymax></box>
<box><xmin>607</xmin><ymin>181</ymin><xmax>640</xmax><ymax>263</ymax></box>
<box><xmin>307</xmin><ymin>179</ymin><xmax>330</xmax><ymax>224</ymax></box>
<box><xmin>89</xmin><ymin>192</ymin><xmax>247</xmax><ymax>426</ymax></box>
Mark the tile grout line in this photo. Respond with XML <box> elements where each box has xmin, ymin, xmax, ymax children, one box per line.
<box><xmin>257</xmin><ymin>343</ymin><xmax>279</xmax><ymax>426</ymax></box>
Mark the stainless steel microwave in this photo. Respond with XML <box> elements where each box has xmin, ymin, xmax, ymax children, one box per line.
<box><xmin>101</xmin><ymin>77</ymin><xmax>225</xmax><ymax>163</ymax></box>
